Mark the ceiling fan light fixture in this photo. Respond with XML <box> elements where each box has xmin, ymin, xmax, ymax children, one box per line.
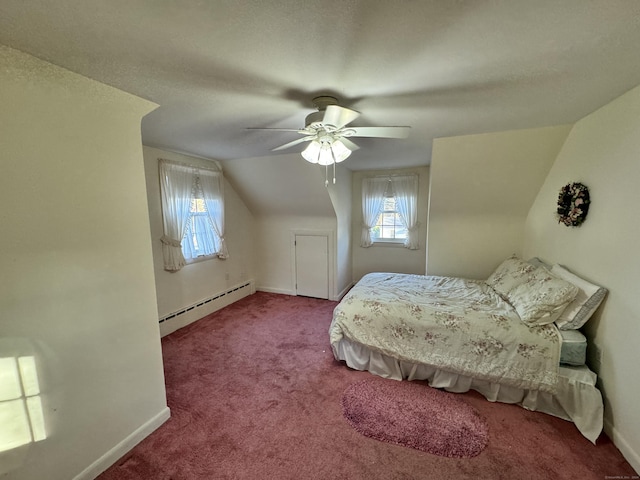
<box><xmin>316</xmin><ymin>142</ymin><xmax>334</xmax><ymax>166</ymax></box>
<box><xmin>301</xmin><ymin>140</ymin><xmax>321</xmax><ymax>163</ymax></box>
<box><xmin>302</xmin><ymin>137</ymin><xmax>352</xmax><ymax>166</ymax></box>
<box><xmin>330</xmin><ymin>139</ymin><xmax>351</xmax><ymax>163</ymax></box>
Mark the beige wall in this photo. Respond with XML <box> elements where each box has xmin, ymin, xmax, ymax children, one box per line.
<box><xmin>428</xmin><ymin>126</ymin><xmax>571</xmax><ymax>279</ymax></box>
<box><xmin>523</xmin><ymin>85</ymin><xmax>640</xmax><ymax>472</ymax></box>
<box><xmin>351</xmin><ymin>167</ymin><xmax>429</xmax><ymax>282</ymax></box>
<box><xmin>143</xmin><ymin>147</ymin><xmax>256</xmax><ymax>335</ymax></box>
<box><xmin>0</xmin><ymin>46</ymin><xmax>168</xmax><ymax>480</ymax></box>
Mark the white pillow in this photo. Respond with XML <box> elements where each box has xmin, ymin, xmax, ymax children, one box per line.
<box><xmin>527</xmin><ymin>257</ymin><xmax>550</xmax><ymax>270</ymax></box>
<box><xmin>507</xmin><ymin>267</ymin><xmax>579</xmax><ymax>326</ymax></box>
<box><xmin>486</xmin><ymin>256</ymin><xmax>537</xmax><ymax>300</ymax></box>
<box><xmin>550</xmin><ymin>264</ymin><xmax>607</xmax><ymax>330</ymax></box>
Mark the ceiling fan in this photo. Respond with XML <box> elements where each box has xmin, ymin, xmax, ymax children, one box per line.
<box><xmin>250</xmin><ymin>96</ymin><xmax>411</xmax><ymax>167</ymax></box>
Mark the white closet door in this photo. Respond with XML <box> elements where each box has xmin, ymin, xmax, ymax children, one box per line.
<box><xmin>295</xmin><ymin>235</ymin><xmax>328</xmax><ymax>299</ymax></box>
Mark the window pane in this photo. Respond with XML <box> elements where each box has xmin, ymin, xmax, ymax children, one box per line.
<box><xmin>182</xmin><ymin>197</ymin><xmax>220</xmax><ymax>259</ymax></box>
<box><xmin>382</xmin><ymin>213</ymin><xmax>396</xmax><ymax>226</ymax></box>
<box><xmin>373</xmin><ymin>197</ymin><xmax>406</xmax><ymax>240</ymax></box>
<box><xmin>383</xmin><ymin>197</ymin><xmax>395</xmax><ymax>211</ymax></box>
<box><xmin>190</xmin><ymin>198</ymin><xmax>206</xmax><ymax>213</ymax></box>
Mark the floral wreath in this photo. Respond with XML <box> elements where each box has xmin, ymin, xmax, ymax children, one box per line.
<box><xmin>557</xmin><ymin>182</ymin><xmax>590</xmax><ymax>227</ymax></box>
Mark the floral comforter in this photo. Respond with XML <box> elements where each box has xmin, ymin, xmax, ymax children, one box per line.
<box><xmin>330</xmin><ymin>273</ymin><xmax>561</xmax><ymax>392</ymax></box>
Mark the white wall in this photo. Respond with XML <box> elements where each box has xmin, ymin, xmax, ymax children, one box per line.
<box><xmin>523</xmin><ymin>85</ymin><xmax>640</xmax><ymax>472</ymax></box>
<box><xmin>428</xmin><ymin>126</ymin><xmax>571</xmax><ymax>279</ymax></box>
<box><xmin>223</xmin><ymin>156</ymin><xmax>350</xmax><ymax>300</ymax></box>
<box><xmin>351</xmin><ymin>167</ymin><xmax>429</xmax><ymax>282</ymax></box>
<box><xmin>143</xmin><ymin>147</ymin><xmax>256</xmax><ymax>335</ymax></box>
<box><xmin>222</xmin><ymin>155</ymin><xmax>346</xmax><ymax>300</ymax></box>
<box><xmin>255</xmin><ymin>215</ymin><xmax>337</xmax><ymax>297</ymax></box>
<box><xmin>221</xmin><ymin>154</ymin><xmax>336</xmax><ymax>217</ymax></box>
<box><xmin>0</xmin><ymin>46</ymin><xmax>168</xmax><ymax>480</ymax></box>
<box><xmin>326</xmin><ymin>164</ymin><xmax>353</xmax><ymax>298</ymax></box>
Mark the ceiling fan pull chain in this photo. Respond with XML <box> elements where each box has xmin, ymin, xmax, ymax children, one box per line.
<box><xmin>325</xmin><ymin>165</ymin><xmax>329</xmax><ymax>187</ymax></box>
<box><xmin>330</xmin><ymin>147</ymin><xmax>337</xmax><ymax>184</ymax></box>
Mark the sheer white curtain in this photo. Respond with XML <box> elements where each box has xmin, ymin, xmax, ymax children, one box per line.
<box><xmin>361</xmin><ymin>177</ymin><xmax>389</xmax><ymax>247</ymax></box>
<box><xmin>181</xmin><ymin>213</ymin><xmax>219</xmax><ymax>259</ymax></box>
<box><xmin>199</xmin><ymin>169</ymin><xmax>228</xmax><ymax>259</ymax></box>
<box><xmin>159</xmin><ymin>159</ymin><xmax>196</xmax><ymax>271</ymax></box>
<box><xmin>392</xmin><ymin>174</ymin><xmax>419</xmax><ymax>249</ymax></box>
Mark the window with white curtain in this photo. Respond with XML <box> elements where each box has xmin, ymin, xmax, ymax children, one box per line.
<box><xmin>159</xmin><ymin>159</ymin><xmax>227</xmax><ymax>271</ymax></box>
<box><xmin>372</xmin><ymin>194</ymin><xmax>408</xmax><ymax>242</ymax></box>
<box><xmin>361</xmin><ymin>174</ymin><xmax>419</xmax><ymax>249</ymax></box>
<box><xmin>181</xmin><ymin>181</ymin><xmax>220</xmax><ymax>260</ymax></box>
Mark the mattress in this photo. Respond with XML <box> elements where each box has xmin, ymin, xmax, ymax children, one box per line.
<box><xmin>560</xmin><ymin>329</ymin><xmax>587</xmax><ymax>366</ymax></box>
<box><xmin>330</xmin><ymin>273</ymin><xmax>561</xmax><ymax>393</ymax></box>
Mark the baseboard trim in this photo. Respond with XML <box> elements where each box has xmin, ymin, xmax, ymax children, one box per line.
<box><xmin>159</xmin><ymin>280</ymin><xmax>255</xmax><ymax>337</ymax></box>
<box><xmin>256</xmin><ymin>286</ymin><xmax>295</xmax><ymax>296</ymax></box>
<box><xmin>604</xmin><ymin>417</ymin><xmax>640</xmax><ymax>474</ymax></box>
<box><xmin>73</xmin><ymin>406</ymin><xmax>171</xmax><ymax>480</ymax></box>
<box><xmin>335</xmin><ymin>283</ymin><xmax>353</xmax><ymax>301</ymax></box>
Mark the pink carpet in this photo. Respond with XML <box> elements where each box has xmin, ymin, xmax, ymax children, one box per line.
<box><xmin>97</xmin><ymin>292</ymin><xmax>637</xmax><ymax>480</ymax></box>
<box><xmin>342</xmin><ymin>378</ymin><xmax>488</xmax><ymax>457</ymax></box>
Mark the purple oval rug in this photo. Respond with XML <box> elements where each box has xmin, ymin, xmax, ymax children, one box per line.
<box><xmin>341</xmin><ymin>378</ymin><xmax>489</xmax><ymax>458</ymax></box>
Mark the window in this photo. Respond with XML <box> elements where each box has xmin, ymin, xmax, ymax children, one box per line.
<box><xmin>181</xmin><ymin>184</ymin><xmax>220</xmax><ymax>260</ymax></box>
<box><xmin>371</xmin><ymin>196</ymin><xmax>407</xmax><ymax>242</ymax></box>
<box><xmin>361</xmin><ymin>174</ymin><xmax>419</xmax><ymax>249</ymax></box>
<box><xmin>158</xmin><ymin>159</ymin><xmax>228</xmax><ymax>271</ymax></box>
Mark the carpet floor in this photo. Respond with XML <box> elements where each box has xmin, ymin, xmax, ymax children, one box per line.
<box><xmin>98</xmin><ymin>292</ymin><xmax>637</xmax><ymax>480</ymax></box>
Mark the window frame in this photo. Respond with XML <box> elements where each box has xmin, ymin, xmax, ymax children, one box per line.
<box><xmin>182</xmin><ymin>183</ymin><xmax>220</xmax><ymax>264</ymax></box>
<box><xmin>371</xmin><ymin>192</ymin><xmax>407</xmax><ymax>245</ymax></box>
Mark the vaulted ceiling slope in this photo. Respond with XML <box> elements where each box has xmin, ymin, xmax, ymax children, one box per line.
<box><xmin>1</xmin><ymin>1</ymin><xmax>640</xmax><ymax>171</ymax></box>
<box><xmin>221</xmin><ymin>155</ymin><xmax>336</xmax><ymax>217</ymax></box>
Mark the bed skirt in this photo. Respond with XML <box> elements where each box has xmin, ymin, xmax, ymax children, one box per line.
<box><xmin>332</xmin><ymin>337</ymin><xmax>603</xmax><ymax>443</ymax></box>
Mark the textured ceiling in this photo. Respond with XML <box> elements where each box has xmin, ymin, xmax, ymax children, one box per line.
<box><xmin>2</xmin><ymin>0</ymin><xmax>640</xmax><ymax>170</ymax></box>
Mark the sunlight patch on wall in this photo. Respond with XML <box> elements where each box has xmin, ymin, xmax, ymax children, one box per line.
<box><xmin>0</xmin><ymin>356</ymin><xmax>46</xmax><ymax>452</ymax></box>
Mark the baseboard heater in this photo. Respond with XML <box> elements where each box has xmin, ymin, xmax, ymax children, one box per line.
<box><xmin>158</xmin><ymin>281</ymin><xmax>253</xmax><ymax>324</ymax></box>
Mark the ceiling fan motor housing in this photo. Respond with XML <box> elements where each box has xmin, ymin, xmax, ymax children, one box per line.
<box><xmin>305</xmin><ymin>111</ymin><xmax>324</xmax><ymax>127</ymax></box>
<box><xmin>305</xmin><ymin>95</ymin><xmax>340</xmax><ymax>127</ymax></box>
<box><xmin>312</xmin><ymin>95</ymin><xmax>339</xmax><ymax>110</ymax></box>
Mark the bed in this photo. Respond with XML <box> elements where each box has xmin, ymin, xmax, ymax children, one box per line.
<box><xmin>329</xmin><ymin>257</ymin><xmax>607</xmax><ymax>443</ymax></box>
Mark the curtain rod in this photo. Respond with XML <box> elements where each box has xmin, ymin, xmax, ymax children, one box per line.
<box><xmin>158</xmin><ymin>157</ymin><xmax>222</xmax><ymax>173</ymax></box>
<box><xmin>368</xmin><ymin>173</ymin><xmax>418</xmax><ymax>180</ymax></box>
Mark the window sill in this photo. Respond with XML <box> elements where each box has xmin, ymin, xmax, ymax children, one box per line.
<box><xmin>185</xmin><ymin>254</ymin><xmax>218</xmax><ymax>265</ymax></box>
<box><xmin>370</xmin><ymin>240</ymin><xmax>406</xmax><ymax>248</ymax></box>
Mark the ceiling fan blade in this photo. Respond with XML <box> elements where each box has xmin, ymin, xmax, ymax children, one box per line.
<box><xmin>347</xmin><ymin>126</ymin><xmax>411</xmax><ymax>139</ymax></box>
<box><xmin>272</xmin><ymin>136</ymin><xmax>315</xmax><ymax>151</ymax></box>
<box><xmin>247</xmin><ymin>127</ymin><xmax>304</xmax><ymax>132</ymax></box>
<box><xmin>338</xmin><ymin>137</ymin><xmax>360</xmax><ymax>151</ymax></box>
<box><xmin>322</xmin><ymin>105</ymin><xmax>360</xmax><ymax>129</ymax></box>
